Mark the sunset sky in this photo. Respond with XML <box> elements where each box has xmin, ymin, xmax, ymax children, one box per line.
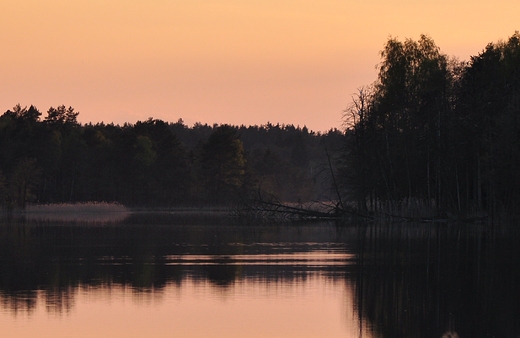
<box><xmin>1</xmin><ymin>0</ymin><xmax>518</xmax><ymax>132</ymax></box>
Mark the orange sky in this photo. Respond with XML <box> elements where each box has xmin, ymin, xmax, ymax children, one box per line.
<box><xmin>1</xmin><ymin>0</ymin><xmax>518</xmax><ymax>132</ymax></box>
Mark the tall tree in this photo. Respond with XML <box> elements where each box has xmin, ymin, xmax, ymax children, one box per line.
<box><xmin>4</xmin><ymin>158</ymin><xmax>41</xmax><ymax>210</ymax></box>
<box><xmin>200</xmin><ymin>125</ymin><xmax>246</xmax><ymax>204</ymax></box>
<box><xmin>341</xmin><ymin>35</ymin><xmax>455</xmax><ymax>215</ymax></box>
<box><xmin>457</xmin><ymin>32</ymin><xmax>520</xmax><ymax>213</ymax></box>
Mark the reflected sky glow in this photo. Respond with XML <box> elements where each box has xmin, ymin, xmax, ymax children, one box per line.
<box><xmin>163</xmin><ymin>252</ymin><xmax>355</xmax><ymax>266</ymax></box>
<box><xmin>1</xmin><ymin>275</ymin><xmax>370</xmax><ymax>338</ymax></box>
<box><xmin>3</xmin><ymin>218</ymin><xmax>515</xmax><ymax>337</ymax></box>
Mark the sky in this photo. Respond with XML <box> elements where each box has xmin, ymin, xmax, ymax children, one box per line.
<box><xmin>1</xmin><ymin>0</ymin><xmax>518</xmax><ymax>132</ymax></box>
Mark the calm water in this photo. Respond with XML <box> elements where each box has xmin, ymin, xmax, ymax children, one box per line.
<box><xmin>1</xmin><ymin>213</ymin><xmax>519</xmax><ymax>337</ymax></box>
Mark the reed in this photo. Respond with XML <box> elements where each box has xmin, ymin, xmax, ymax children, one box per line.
<box><xmin>23</xmin><ymin>202</ymin><xmax>130</xmax><ymax>223</ymax></box>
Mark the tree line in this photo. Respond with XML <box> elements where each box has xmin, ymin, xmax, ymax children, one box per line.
<box><xmin>340</xmin><ymin>32</ymin><xmax>520</xmax><ymax>218</ymax></box>
<box><xmin>0</xmin><ymin>105</ymin><xmax>342</xmax><ymax>210</ymax></box>
<box><xmin>4</xmin><ymin>32</ymin><xmax>517</xmax><ymax>217</ymax></box>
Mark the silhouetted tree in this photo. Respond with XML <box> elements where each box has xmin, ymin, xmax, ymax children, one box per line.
<box><xmin>4</xmin><ymin>158</ymin><xmax>41</xmax><ymax>210</ymax></box>
<box><xmin>200</xmin><ymin>125</ymin><xmax>246</xmax><ymax>204</ymax></box>
<box><xmin>44</xmin><ymin>105</ymin><xmax>79</xmax><ymax>126</ymax></box>
<box><xmin>340</xmin><ymin>32</ymin><xmax>520</xmax><ymax>218</ymax></box>
<box><xmin>457</xmin><ymin>31</ymin><xmax>520</xmax><ymax>213</ymax></box>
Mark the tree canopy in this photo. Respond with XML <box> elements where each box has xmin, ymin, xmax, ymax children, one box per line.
<box><xmin>341</xmin><ymin>32</ymin><xmax>520</xmax><ymax>217</ymax></box>
<box><xmin>0</xmin><ymin>107</ymin><xmax>340</xmax><ymax>209</ymax></box>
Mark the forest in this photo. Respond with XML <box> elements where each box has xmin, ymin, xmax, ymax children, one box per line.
<box><xmin>0</xmin><ymin>104</ymin><xmax>343</xmax><ymax>210</ymax></box>
<box><xmin>340</xmin><ymin>31</ymin><xmax>520</xmax><ymax>219</ymax></box>
<box><xmin>1</xmin><ymin>32</ymin><xmax>519</xmax><ymax>219</ymax></box>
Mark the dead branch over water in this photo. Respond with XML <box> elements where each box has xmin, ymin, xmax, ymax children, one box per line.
<box><xmin>232</xmin><ymin>193</ymin><xmax>489</xmax><ymax>223</ymax></box>
<box><xmin>232</xmin><ymin>192</ymin><xmax>370</xmax><ymax>221</ymax></box>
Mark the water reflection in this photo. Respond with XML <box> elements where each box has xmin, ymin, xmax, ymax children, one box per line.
<box><xmin>1</xmin><ymin>214</ymin><xmax>520</xmax><ymax>337</ymax></box>
<box><xmin>352</xmin><ymin>222</ymin><xmax>520</xmax><ymax>338</ymax></box>
<box><xmin>0</xmin><ymin>214</ymin><xmax>359</xmax><ymax>338</ymax></box>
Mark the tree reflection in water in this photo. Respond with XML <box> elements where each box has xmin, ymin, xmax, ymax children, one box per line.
<box><xmin>352</xmin><ymin>221</ymin><xmax>520</xmax><ymax>338</ymax></box>
<box><xmin>0</xmin><ymin>213</ymin><xmax>353</xmax><ymax>314</ymax></box>
<box><xmin>1</xmin><ymin>214</ymin><xmax>520</xmax><ymax>338</ymax></box>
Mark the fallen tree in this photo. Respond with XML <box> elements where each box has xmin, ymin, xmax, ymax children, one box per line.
<box><xmin>231</xmin><ymin>192</ymin><xmax>373</xmax><ymax>220</ymax></box>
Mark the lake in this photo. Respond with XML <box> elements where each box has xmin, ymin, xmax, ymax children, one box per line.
<box><xmin>1</xmin><ymin>212</ymin><xmax>519</xmax><ymax>337</ymax></box>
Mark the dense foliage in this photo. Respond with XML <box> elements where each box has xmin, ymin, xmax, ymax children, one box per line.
<box><xmin>341</xmin><ymin>32</ymin><xmax>520</xmax><ymax>217</ymax></box>
<box><xmin>0</xmin><ymin>107</ymin><xmax>342</xmax><ymax>209</ymax></box>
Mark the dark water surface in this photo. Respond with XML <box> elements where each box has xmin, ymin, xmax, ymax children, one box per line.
<box><xmin>1</xmin><ymin>213</ymin><xmax>519</xmax><ymax>337</ymax></box>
